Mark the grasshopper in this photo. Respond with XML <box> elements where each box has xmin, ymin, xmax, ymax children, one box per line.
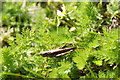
<box><xmin>40</xmin><ymin>43</ymin><xmax>84</xmax><ymax>58</ymax></box>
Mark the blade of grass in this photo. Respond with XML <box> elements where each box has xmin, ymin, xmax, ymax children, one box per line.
<box><xmin>2</xmin><ymin>72</ymin><xmax>35</xmax><ymax>79</ymax></box>
<box><xmin>79</xmin><ymin>52</ymin><xmax>96</xmax><ymax>78</ymax></box>
<box><xmin>24</xmin><ymin>68</ymin><xmax>45</xmax><ymax>78</ymax></box>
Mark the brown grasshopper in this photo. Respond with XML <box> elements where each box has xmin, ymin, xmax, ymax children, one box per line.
<box><xmin>40</xmin><ymin>43</ymin><xmax>84</xmax><ymax>58</ymax></box>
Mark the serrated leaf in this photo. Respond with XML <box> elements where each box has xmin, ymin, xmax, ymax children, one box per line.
<box><xmin>73</xmin><ymin>55</ymin><xmax>86</xmax><ymax>70</ymax></box>
<box><xmin>73</xmin><ymin>49</ymin><xmax>89</xmax><ymax>70</ymax></box>
<box><xmin>60</xmin><ymin>62</ymin><xmax>72</xmax><ymax>70</ymax></box>
<box><xmin>88</xmin><ymin>40</ymin><xmax>100</xmax><ymax>48</ymax></box>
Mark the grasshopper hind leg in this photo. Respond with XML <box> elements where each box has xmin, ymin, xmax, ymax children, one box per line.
<box><xmin>56</xmin><ymin>50</ymin><xmax>73</xmax><ymax>57</ymax></box>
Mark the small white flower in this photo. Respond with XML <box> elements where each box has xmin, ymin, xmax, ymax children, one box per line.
<box><xmin>57</xmin><ymin>10</ymin><xmax>65</xmax><ymax>18</ymax></box>
<box><xmin>69</xmin><ymin>27</ymin><xmax>76</xmax><ymax>32</ymax></box>
<box><xmin>57</xmin><ymin>4</ymin><xmax>66</xmax><ymax>18</ymax></box>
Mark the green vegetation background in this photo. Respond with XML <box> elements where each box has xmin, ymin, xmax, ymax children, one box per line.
<box><xmin>0</xmin><ymin>1</ymin><xmax>119</xmax><ymax>79</ymax></box>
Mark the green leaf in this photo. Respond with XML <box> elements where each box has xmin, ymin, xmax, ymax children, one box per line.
<box><xmin>24</xmin><ymin>68</ymin><xmax>45</xmax><ymax>78</ymax></box>
<box><xmin>73</xmin><ymin>48</ymin><xmax>90</xmax><ymax>70</ymax></box>
<box><xmin>93</xmin><ymin>60</ymin><xmax>102</xmax><ymax>66</ymax></box>
<box><xmin>73</xmin><ymin>55</ymin><xmax>86</xmax><ymax>70</ymax></box>
<box><xmin>48</xmin><ymin>69</ymin><xmax>59</xmax><ymax>78</ymax></box>
<box><xmin>98</xmin><ymin>71</ymin><xmax>106</xmax><ymax>78</ymax></box>
<box><xmin>88</xmin><ymin>39</ymin><xmax>100</xmax><ymax>48</ymax></box>
<box><xmin>59</xmin><ymin>73</ymin><xmax>69</xmax><ymax>78</ymax></box>
<box><xmin>73</xmin><ymin>49</ymin><xmax>89</xmax><ymax>70</ymax></box>
<box><xmin>59</xmin><ymin>61</ymin><xmax>72</xmax><ymax>70</ymax></box>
